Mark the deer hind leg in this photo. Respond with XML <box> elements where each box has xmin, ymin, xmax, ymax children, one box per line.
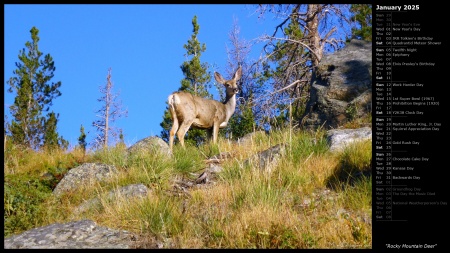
<box><xmin>177</xmin><ymin>119</ymin><xmax>195</xmax><ymax>148</ymax></box>
<box><xmin>169</xmin><ymin>117</ymin><xmax>179</xmax><ymax>151</ymax></box>
<box><xmin>168</xmin><ymin>94</ymin><xmax>179</xmax><ymax>150</ymax></box>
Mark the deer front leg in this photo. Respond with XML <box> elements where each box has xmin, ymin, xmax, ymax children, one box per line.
<box><xmin>212</xmin><ymin>120</ymin><xmax>220</xmax><ymax>144</ymax></box>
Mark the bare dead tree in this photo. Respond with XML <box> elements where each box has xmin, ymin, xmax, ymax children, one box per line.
<box><xmin>225</xmin><ymin>17</ymin><xmax>251</xmax><ymax>79</ymax></box>
<box><xmin>221</xmin><ymin>17</ymin><xmax>269</xmax><ymax>137</ymax></box>
<box><xmin>92</xmin><ymin>68</ymin><xmax>128</xmax><ymax>149</ymax></box>
<box><xmin>253</xmin><ymin>4</ymin><xmax>352</xmax><ymax>128</ymax></box>
<box><xmin>258</xmin><ymin>4</ymin><xmax>350</xmax><ymax>68</ymax></box>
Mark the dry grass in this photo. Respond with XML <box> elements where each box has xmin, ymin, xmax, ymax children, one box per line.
<box><xmin>4</xmin><ymin>144</ymin><xmax>87</xmax><ymax>176</ymax></box>
<box><xmin>4</xmin><ymin>127</ymin><xmax>372</xmax><ymax>249</ymax></box>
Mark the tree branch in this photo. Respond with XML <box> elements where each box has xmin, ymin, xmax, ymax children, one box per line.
<box><xmin>262</xmin><ymin>35</ymin><xmax>321</xmax><ymax>63</ymax></box>
<box><xmin>258</xmin><ymin>79</ymin><xmax>308</xmax><ymax>100</ymax></box>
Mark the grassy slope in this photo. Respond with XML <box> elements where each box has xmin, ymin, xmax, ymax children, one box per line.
<box><xmin>4</xmin><ymin>127</ymin><xmax>372</xmax><ymax>249</ymax></box>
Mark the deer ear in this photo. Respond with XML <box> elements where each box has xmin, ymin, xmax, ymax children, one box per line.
<box><xmin>233</xmin><ymin>66</ymin><xmax>242</xmax><ymax>81</ymax></box>
<box><xmin>214</xmin><ymin>72</ymin><xmax>226</xmax><ymax>84</ymax></box>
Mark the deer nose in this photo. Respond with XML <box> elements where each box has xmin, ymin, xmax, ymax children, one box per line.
<box><xmin>233</xmin><ymin>88</ymin><xmax>239</xmax><ymax>94</ymax></box>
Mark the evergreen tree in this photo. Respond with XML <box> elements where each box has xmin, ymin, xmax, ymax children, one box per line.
<box><xmin>42</xmin><ymin>112</ymin><xmax>59</xmax><ymax>150</ymax></box>
<box><xmin>7</xmin><ymin>26</ymin><xmax>64</xmax><ymax>150</ymax></box>
<box><xmin>180</xmin><ymin>16</ymin><xmax>211</xmax><ymax>97</ymax></box>
<box><xmin>226</xmin><ymin>103</ymin><xmax>256</xmax><ymax>139</ymax></box>
<box><xmin>116</xmin><ymin>129</ymin><xmax>126</xmax><ymax>149</ymax></box>
<box><xmin>160</xmin><ymin>109</ymin><xmax>173</xmax><ymax>143</ymax></box>
<box><xmin>349</xmin><ymin>4</ymin><xmax>372</xmax><ymax>41</ymax></box>
<box><xmin>160</xmin><ymin>15</ymin><xmax>212</xmax><ymax>146</ymax></box>
<box><xmin>59</xmin><ymin>135</ymin><xmax>69</xmax><ymax>151</ymax></box>
<box><xmin>77</xmin><ymin>124</ymin><xmax>87</xmax><ymax>152</ymax></box>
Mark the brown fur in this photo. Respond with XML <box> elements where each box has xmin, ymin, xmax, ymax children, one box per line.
<box><xmin>168</xmin><ymin>66</ymin><xmax>242</xmax><ymax>150</ymax></box>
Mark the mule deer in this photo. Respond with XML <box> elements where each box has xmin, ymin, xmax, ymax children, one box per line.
<box><xmin>168</xmin><ymin>66</ymin><xmax>242</xmax><ymax>150</ymax></box>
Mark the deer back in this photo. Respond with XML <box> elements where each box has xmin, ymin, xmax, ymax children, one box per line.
<box><xmin>170</xmin><ymin>92</ymin><xmax>226</xmax><ymax>129</ymax></box>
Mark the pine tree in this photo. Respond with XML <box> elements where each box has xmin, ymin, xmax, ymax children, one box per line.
<box><xmin>226</xmin><ymin>104</ymin><xmax>256</xmax><ymax>139</ymax></box>
<box><xmin>42</xmin><ymin>112</ymin><xmax>60</xmax><ymax>150</ymax></box>
<box><xmin>77</xmin><ymin>124</ymin><xmax>87</xmax><ymax>152</ymax></box>
<box><xmin>349</xmin><ymin>4</ymin><xmax>372</xmax><ymax>41</ymax></box>
<box><xmin>116</xmin><ymin>129</ymin><xmax>126</xmax><ymax>149</ymax></box>
<box><xmin>59</xmin><ymin>137</ymin><xmax>69</xmax><ymax>151</ymax></box>
<box><xmin>6</xmin><ymin>26</ymin><xmax>64</xmax><ymax>150</ymax></box>
<box><xmin>160</xmin><ymin>15</ymin><xmax>212</xmax><ymax>146</ymax></box>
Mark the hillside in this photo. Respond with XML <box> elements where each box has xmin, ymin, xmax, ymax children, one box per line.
<box><xmin>4</xmin><ymin>126</ymin><xmax>372</xmax><ymax>249</ymax></box>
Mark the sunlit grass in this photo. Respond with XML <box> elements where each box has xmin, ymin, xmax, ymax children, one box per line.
<box><xmin>4</xmin><ymin>127</ymin><xmax>372</xmax><ymax>249</ymax></box>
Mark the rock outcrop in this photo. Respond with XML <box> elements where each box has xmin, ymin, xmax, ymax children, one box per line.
<box><xmin>127</xmin><ymin>136</ymin><xmax>171</xmax><ymax>157</ymax></box>
<box><xmin>53</xmin><ymin>163</ymin><xmax>118</xmax><ymax>197</ymax></box>
<box><xmin>4</xmin><ymin>220</ymin><xmax>137</xmax><ymax>249</ymax></box>
<box><xmin>326</xmin><ymin>127</ymin><xmax>372</xmax><ymax>152</ymax></box>
<box><xmin>244</xmin><ymin>143</ymin><xmax>286</xmax><ymax>173</ymax></box>
<box><xmin>74</xmin><ymin>184</ymin><xmax>150</xmax><ymax>215</ymax></box>
<box><xmin>302</xmin><ymin>39</ymin><xmax>372</xmax><ymax>129</ymax></box>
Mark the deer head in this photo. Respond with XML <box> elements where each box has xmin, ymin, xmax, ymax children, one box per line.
<box><xmin>168</xmin><ymin>66</ymin><xmax>242</xmax><ymax>150</ymax></box>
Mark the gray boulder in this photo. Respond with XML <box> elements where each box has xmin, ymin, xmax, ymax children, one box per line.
<box><xmin>4</xmin><ymin>219</ymin><xmax>137</xmax><ymax>249</ymax></box>
<box><xmin>53</xmin><ymin>163</ymin><xmax>118</xmax><ymax>197</ymax></box>
<box><xmin>127</xmin><ymin>136</ymin><xmax>171</xmax><ymax>156</ymax></box>
<box><xmin>326</xmin><ymin>127</ymin><xmax>372</xmax><ymax>152</ymax></box>
<box><xmin>302</xmin><ymin>39</ymin><xmax>372</xmax><ymax>129</ymax></box>
<box><xmin>245</xmin><ymin>143</ymin><xmax>286</xmax><ymax>172</ymax></box>
<box><xmin>74</xmin><ymin>184</ymin><xmax>149</xmax><ymax>214</ymax></box>
<box><xmin>237</xmin><ymin>131</ymin><xmax>267</xmax><ymax>146</ymax></box>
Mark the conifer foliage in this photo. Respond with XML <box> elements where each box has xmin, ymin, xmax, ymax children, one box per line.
<box><xmin>77</xmin><ymin>125</ymin><xmax>87</xmax><ymax>152</ymax></box>
<box><xmin>160</xmin><ymin>15</ymin><xmax>212</xmax><ymax>146</ymax></box>
<box><xmin>6</xmin><ymin>26</ymin><xmax>66</xmax><ymax>150</ymax></box>
<box><xmin>350</xmin><ymin>4</ymin><xmax>372</xmax><ymax>41</ymax></box>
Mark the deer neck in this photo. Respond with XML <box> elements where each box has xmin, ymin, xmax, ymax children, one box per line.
<box><xmin>223</xmin><ymin>93</ymin><xmax>237</xmax><ymax>122</ymax></box>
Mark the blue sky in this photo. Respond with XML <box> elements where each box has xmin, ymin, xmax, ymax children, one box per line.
<box><xmin>4</xmin><ymin>4</ymin><xmax>280</xmax><ymax>149</ymax></box>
